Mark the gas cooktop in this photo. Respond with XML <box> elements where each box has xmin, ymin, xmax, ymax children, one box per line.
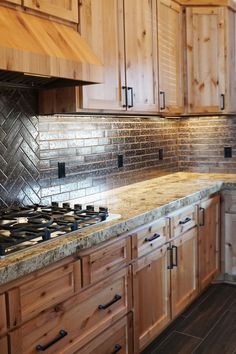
<box><xmin>0</xmin><ymin>203</ymin><xmax>110</xmax><ymax>257</ymax></box>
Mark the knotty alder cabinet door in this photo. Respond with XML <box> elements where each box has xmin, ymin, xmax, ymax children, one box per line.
<box><xmin>186</xmin><ymin>7</ymin><xmax>225</xmax><ymax>114</ymax></box>
<box><xmin>133</xmin><ymin>245</ymin><xmax>171</xmax><ymax>352</ymax></box>
<box><xmin>23</xmin><ymin>0</ymin><xmax>79</xmax><ymax>22</ymax></box>
<box><xmin>80</xmin><ymin>0</ymin><xmax>126</xmax><ymax>111</ymax></box>
<box><xmin>199</xmin><ymin>195</ymin><xmax>220</xmax><ymax>291</ymax></box>
<box><xmin>82</xmin><ymin>0</ymin><xmax>159</xmax><ymax>112</ymax></box>
<box><xmin>170</xmin><ymin>227</ymin><xmax>198</xmax><ymax>319</ymax></box>
<box><xmin>123</xmin><ymin>0</ymin><xmax>159</xmax><ymax>112</ymax></box>
<box><xmin>157</xmin><ymin>0</ymin><xmax>184</xmax><ymax>114</ymax></box>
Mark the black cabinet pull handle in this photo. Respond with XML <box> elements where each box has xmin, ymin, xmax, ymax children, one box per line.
<box><xmin>112</xmin><ymin>344</ymin><xmax>122</xmax><ymax>354</ymax></box>
<box><xmin>98</xmin><ymin>294</ymin><xmax>121</xmax><ymax>310</ymax></box>
<box><xmin>172</xmin><ymin>245</ymin><xmax>178</xmax><ymax>267</ymax></box>
<box><xmin>220</xmin><ymin>94</ymin><xmax>225</xmax><ymax>110</ymax></box>
<box><xmin>145</xmin><ymin>233</ymin><xmax>160</xmax><ymax>242</ymax></box>
<box><xmin>179</xmin><ymin>217</ymin><xmax>192</xmax><ymax>225</ymax></box>
<box><xmin>160</xmin><ymin>91</ymin><xmax>166</xmax><ymax>110</ymax></box>
<box><xmin>200</xmin><ymin>207</ymin><xmax>205</xmax><ymax>227</ymax></box>
<box><xmin>167</xmin><ymin>246</ymin><xmax>173</xmax><ymax>269</ymax></box>
<box><xmin>128</xmin><ymin>87</ymin><xmax>134</xmax><ymax>108</ymax></box>
<box><xmin>122</xmin><ymin>86</ymin><xmax>128</xmax><ymax>108</ymax></box>
<box><xmin>36</xmin><ymin>330</ymin><xmax>68</xmax><ymax>352</ymax></box>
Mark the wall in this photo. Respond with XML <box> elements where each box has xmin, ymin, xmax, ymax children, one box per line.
<box><xmin>39</xmin><ymin>115</ymin><xmax>179</xmax><ymax>205</ymax></box>
<box><xmin>1</xmin><ymin>89</ymin><xmax>236</xmax><ymax>207</ymax></box>
<box><xmin>178</xmin><ymin>116</ymin><xmax>236</xmax><ymax>173</ymax></box>
<box><xmin>0</xmin><ymin>89</ymin><xmax>40</xmax><ymax>207</ymax></box>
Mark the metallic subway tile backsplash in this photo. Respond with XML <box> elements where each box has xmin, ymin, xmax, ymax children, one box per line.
<box><xmin>1</xmin><ymin>89</ymin><xmax>236</xmax><ymax>207</ymax></box>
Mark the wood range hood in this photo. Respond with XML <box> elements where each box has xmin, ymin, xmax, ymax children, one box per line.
<box><xmin>0</xmin><ymin>6</ymin><xmax>103</xmax><ymax>89</ymax></box>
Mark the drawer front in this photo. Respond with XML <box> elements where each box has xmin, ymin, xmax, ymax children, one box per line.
<box><xmin>10</xmin><ymin>268</ymin><xmax>131</xmax><ymax>354</ymax></box>
<box><xmin>169</xmin><ymin>205</ymin><xmax>198</xmax><ymax>238</ymax></box>
<box><xmin>0</xmin><ymin>294</ymin><xmax>7</xmax><ymax>335</ymax></box>
<box><xmin>0</xmin><ymin>336</ymin><xmax>8</xmax><ymax>354</ymax></box>
<box><xmin>70</xmin><ymin>315</ymin><xmax>132</xmax><ymax>354</ymax></box>
<box><xmin>131</xmin><ymin>218</ymin><xmax>169</xmax><ymax>259</ymax></box>
<box><xmin>8</xmin><ymin>259</ymin><xmax>81</xmax><ymax>325</ymax></box>
<box><xmin>81</xmin><ymin>237</ymin><xmax>131</xmax><ymax>287</ymax></box>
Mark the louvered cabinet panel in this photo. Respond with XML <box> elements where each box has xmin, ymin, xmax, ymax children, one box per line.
<box><xmin>158</xmin><ymin>0</ymin><xmax>184</xmax><ymax>114</ymax></box>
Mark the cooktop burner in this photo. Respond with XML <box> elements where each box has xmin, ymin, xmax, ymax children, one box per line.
<box><xmin>0</xmin><ymin>203</ymin><xmax>109</xmax><ymax>257</ymax></box>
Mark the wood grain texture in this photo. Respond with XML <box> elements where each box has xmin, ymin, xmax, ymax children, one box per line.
<box><xmin>0</xmin><ymin>6</ymin><xmax>102</xmax><ymax>82</ymax></box>
<box><xmin>171</xmin><ymin>228</ymin><xmax>198</xmax><ymax>318</ymax></box>
<box><xmin>199</xmin><ymin>195</ymin><xmax>220</xmax><ymax>290</ymax></box>
<box><xmin>133</xmin><ymin>245</ymin><xmax>171</xmax><ymax>352</ymax></box>
<box><xmin>80</xmin><ymin>0</ymin><xmax>126</xmax><ymax>111</ymax></box>
<box><xmin>23</xmin><ymin>0</ymin><xmax>79</xmax><ymax>23</ymax></box>
<box><xmin>124</xmin><ymin>0</ymin><xmax>159</xmax><ymax>112</ymax></box>
<box><xmin>0</xmin><ymin>336</ymin><xmax>8</xmax><ymax>354</ymax></box>
<box><xmin>186</xmin><ymin>7</ymin><xmax>225</xmax><ymax>113</ymax></box>
<box><xmin>0</xmin><ymin>293</ymin><xmax>7</xmax><ymax>335</ymax></box>
<box><xmin>157</xmin><ymin>0</ymin><xmax>184</xmax><ymax>114</ymax></box>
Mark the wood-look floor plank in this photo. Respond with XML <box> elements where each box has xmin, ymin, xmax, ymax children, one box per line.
<box><xmin>176</xmin><ymin>285</ymin><xmax>236</xmax><ymax>338</ymax></box>
<box><xmin>194</xmin><ymin>310</ymin><xmax>236</xmax><ymax>354</ymax></box>
<box><xmin>151</xmin><ymin>331</ymin><xmax>201</xmax><ymax>354</ymax></box>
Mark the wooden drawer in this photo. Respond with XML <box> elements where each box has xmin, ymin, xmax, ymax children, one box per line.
<box><xmin>0</xmin><ymin>335</ymin><xmax>8</xmax><ymax>354</ymax></box>
<box><xmin>131</xmin><ymin>218</ymin><xmax>169</xmax><ymax>259</ymax></box>
<box><xmin>81</xmin><ymin>236</ymin><xmax>131</xmax><ymax>287</ymax></box>
<box><xmin>68</xmin><ymin>315</ymin><xmax>133</xmax><ymax>354</ymax></box>
<box><xmin>10</xmin><ymin>267</ymin><xmax>131</xmax><ymax>354</ymax></box>
<box><xmin>8</xmin><ymin>258</ymin><xmax>81</xmax><ymax>325</ymax></box>
<box><xmin>169</xmin><ymin>204</ymin><xmax>198</xmax><ymax>238</ymax></box>
<box><xmin>0</xmin><ymin>293</ymin><xmax>7</xmax><ymax>335</ymax></box>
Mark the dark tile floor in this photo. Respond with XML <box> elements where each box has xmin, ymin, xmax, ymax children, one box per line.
<box><xmin>142</xmin><ymin>284</ymin><xmax>236</xmax><ymax>354</ymax></box>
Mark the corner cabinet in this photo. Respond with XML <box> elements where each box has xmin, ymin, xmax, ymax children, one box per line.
<box><xmin>157</xmin><ymin>0</ymin><xmax>184</xmax><ymax>114</ymax></box>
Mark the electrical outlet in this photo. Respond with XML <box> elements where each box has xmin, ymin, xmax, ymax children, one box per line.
<box><xmin>224</xmin><ymin>147</ymin><xmax>232</xmax><ymax>158</ymax></box>
<box><xmin>117</xmin><ymin>154</ymin><xmax>124</xmax><ymax>168</ymax></box>
<box><xmin>159</xmin><ymin>148</ymin><xmax>164</xmax><ymax>160</ymax></box>
<box><xmin>58</xmin><ymin>162</ymin><xmax>66</xmax><ymax>178</ymax></box>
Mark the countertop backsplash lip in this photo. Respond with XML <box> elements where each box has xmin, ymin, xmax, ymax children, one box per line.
<box><xmin>1</xmin><ymin>171</ymin><xmax>236</xmax><ymax>285</ymax></box>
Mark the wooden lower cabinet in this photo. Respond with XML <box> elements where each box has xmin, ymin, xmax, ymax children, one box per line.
<box><xmin>133</xmin><ymin>245</ymin><xmax>171</xmax><ymax>353</ymax></box>
<box><xmin>0</xmin><ymin>336</ymin><xmax>8</xmax><ymax>354</ymax></box>
<box><xmin>10</xmin><ymin>267</ymin><xmax>131</xmax><ymax>354</ymax></box>
<box><xmin>0</xmin><ymin>293</ymin><xmax>7</xmax><ymax>336</ymax></box>
<box><xmin>171</xmin><ymin>227</ymin><xmax>198</xmax><ymax>319</ymax></box>
<box><xmin>199</xmin><ymin>195</ymin><xmax>220</xmax><ymax>291</ymax></box>
<box><xmin>74</xmin><ymin>315</ymin><xmax>133</xmax><ymax>354</ymax></box>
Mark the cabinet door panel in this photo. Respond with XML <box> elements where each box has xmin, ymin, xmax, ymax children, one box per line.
<box><xmin>0</xmin><ymin>336</ymin><xmax>8</xmax><ymax>354</ymax></box>
<box><xmin>158</xmin><ymin>0</ymin><xmax>184</xmax><ymax>114</ymax></box>
<box><xmin>124</xmin><ymin>0</ymin><xmax>158</xmax><ymax>112</ymax></box>
<box><xmin>186</xmin><ymin>7</ymin><xmax>225</xmax><ymax>113</ymax></box>
<box><xmin>134</xmin><ymin>245</ymin><xmax>171</xmax><ymax>352</ymax></box>
<box><xmin>74</xmin><ymin>315</ymin><xmax>132</xmax><ymax>354</ymax></box>
<box><xmin>80</xmin><ymin>0</ymin><xmax>126</xmax><ymax>110</ymax></box>
<box><xmin>171</xmin><ymin>228</ymin><xmax>198</xmax><ymax>318</ymax></box>
<box><xmin>0</xmin><ymin>293</ymin><xmax>7</xmax><ymax>336</ymax></box>
<box><xmin>10</xmin><ymin>268</ymin><xmax>130</xmax><ymax>354</ymax></box>
<box><xmin>23</xmin><ymin>0</ymin><xmax>79</xmax><ymax>22</ymax></box>
<box><xmin>4</xmin><ymin>0</ymin><xmax>21</xmax><ymax>4</ymax></box>
<box><xmin>199</xmin><ymin>195</ymin><xmax>220</xmax><ymax>290</ymax></box>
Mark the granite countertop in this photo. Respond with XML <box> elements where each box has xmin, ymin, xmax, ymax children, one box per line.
<box><xmin>1</xmin><ymin>171</ymin><xmax>236</xmax><ymax>286</ymax></box>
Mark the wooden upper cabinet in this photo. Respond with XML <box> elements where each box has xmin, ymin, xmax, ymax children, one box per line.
<box><xmin>124</xmin><ymin>0</ymin><xmax>159</xmax><ymax>112</ymax></box>
<box><xmin>186</xmin><ymin>7</ymin><xmax>225</xmax><ymax>113</ymax></box>
<box><xmin>157</xmin><ymin>0</ymin><xmax>184</xmax><ymax>114</ymax></box>
<box><xmin>80</xmin><ymin>0</ymin><xmax>126</xmax><ymax>111</ymax></box>
<box><xmin>23</xmin><ymin>0</ymin><xmax>79</xmax><ymax>22</ymax></box>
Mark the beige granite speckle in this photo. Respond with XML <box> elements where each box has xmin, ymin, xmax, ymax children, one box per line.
<box><xmin>1</xmin><ymin>172</ymin><xmax>236</xmax><ymax>285</ymax></box>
